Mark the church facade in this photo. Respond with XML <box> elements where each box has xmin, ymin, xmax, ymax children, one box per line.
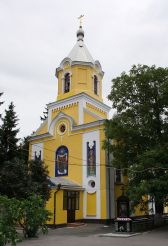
<box><xmin>29</xmin><ymin>25</ymin><xmax>140</xmax><ymax>225</ymax></box>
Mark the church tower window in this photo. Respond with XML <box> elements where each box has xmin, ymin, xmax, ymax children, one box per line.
<box><xmin>64</xmin><ymin>73</ymin><xmax>70</xmax><ymax>93</ymax></box>
<box><xmin>94</xmin><ymin>75</ymin><xmax>98</xmax><ymax>95</ymax></box>
<box><xmin>55</xmin><ymin>146</ymin><xmax>68</xmax><ymax>176</ymax></box>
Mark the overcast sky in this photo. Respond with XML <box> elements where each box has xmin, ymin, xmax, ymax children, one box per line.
<box><xmin>0</xmin><ymin>0</ymin><xmax>168</xmax><ymax>138</ymax></box>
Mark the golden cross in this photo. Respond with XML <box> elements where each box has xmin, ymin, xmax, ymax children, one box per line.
<box><xmin>78</xmin><ymin>14</ymin><xmax>84</xmax><ymax>27</ymax></box>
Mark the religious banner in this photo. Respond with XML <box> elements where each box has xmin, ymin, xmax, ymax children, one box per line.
<box><xmin>87</xmin><ymin>141</ymin><xmax>96</xmax><ymax>176</ymax></box>
<box><xmin>55</xmin><ymin>146</ymin><xmax>68</xmax><ymax>176</ymax></box>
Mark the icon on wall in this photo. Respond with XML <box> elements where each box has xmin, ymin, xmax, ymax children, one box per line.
<box><xmin>55</xmin><ymin>146</ymin><xmax>68</xmax><ymax>176</ymax></box>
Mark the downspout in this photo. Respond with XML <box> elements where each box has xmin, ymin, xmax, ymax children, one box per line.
<box><xmin>108</xmin><ymin>134</ymin><xmax>111</xmax><ymax>221</ymax></box>
<box><xmin>53</xmin><ymin>183</ymin><xmax>61</xmax><ymax>227</ymax></box>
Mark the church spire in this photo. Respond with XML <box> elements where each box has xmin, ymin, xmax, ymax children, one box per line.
<box><xmin>77</xmin><ymin>15</ymin><xmax>84</xmax><ymax>42</ymax></box>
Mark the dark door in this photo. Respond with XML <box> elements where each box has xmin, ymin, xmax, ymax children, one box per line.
<box><xmin>67</xmin><ymin>192</ymin><xmax>76</xmax><ymax>223</ymax></box>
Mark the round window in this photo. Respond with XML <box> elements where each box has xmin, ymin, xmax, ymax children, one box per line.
<box><xmin>59</xmin><ymin>124</ymin><xmax>66</xmax><ymax>133</ymax></box>
<box><xmin>90</xmin><ymin>181</ymin><xmax>95</xmax><ymax>188</ymax></box>
<box><xmin>88</xmin><ymin>180</ymin><xmax>96</xmax><ymax>188</ymax></box>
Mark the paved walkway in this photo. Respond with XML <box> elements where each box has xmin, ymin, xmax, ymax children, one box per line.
<box><xmin>16</xmin><ymin>224</ymin><xmax>168</xmax><ymax>246</ymax></box>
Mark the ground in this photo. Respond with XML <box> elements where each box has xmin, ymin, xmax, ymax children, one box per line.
<box><xmin>16</xmin><ymin>223</ymin><xmax>168</xmax><ymax>246</ymax></box>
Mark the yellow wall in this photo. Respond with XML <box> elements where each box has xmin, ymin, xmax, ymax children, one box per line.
<box><xmin>86</xmin><ymin>103</ymin><xmax>107</xmax><ymax>119</ymax></box>
<box><xmin>36</xmin><ymin>121</ymin><xmax>48</xmax><ymax>135</ymax></box>
<box><xmin>46</xmin><ymin>189</ymin><xmax>84</xmax><ymax>225</ymax></box>
<box><xmin>76</xmin><ymin>191</ymin><xmax>83</xmax><ymax>220</ymax></box>
<box><xmin>57</xmin><ymin>65</ymin><xmax>103</xmax><ymax>102</ymax></box>
<box><xmin>51</xmin><ymin>104</ymin><xmax>79</xmax><ymax>124</ymax></box>
<box><xmin>43</xmin><ymin>120</ymin><xmax>83</xmax><ymax>184</ymax></box>
<box><xmin>87</xmin><ymin>192</ymin><xmax>97</xmax><ymax>216</ymax></box>
<box><xmin>84</xmin><ymin>111</ymin><xmax>98</xmax><ymax>124</ymax></box>
<box><xmin>46</xmin><ymin>189</ymin><xmax>67</xmax><ymax>225</ymax></box>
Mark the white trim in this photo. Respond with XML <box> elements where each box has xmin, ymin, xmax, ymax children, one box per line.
<box><xmin>78</xmin><ymin>98</ymin><xmax>86</xmax><ymax>124</ymax></box>
<box><xmin>47</xmin><ymin>92</ymin><xmax>111</xmax><ymax>113</ymax></box>
<box><xmin>48</xmin><ymin>108</ymin><xmax>52</xmax><ymax>131</ymax></box>
<box><xmin>56</xmin><ymin>58</ymin><xmax>104</xmax><ymax>78</ymax></box>
<box><xmin>48</xmin><ymin>112</ymin><xmax>74</xmax><ymax>135</ymax></box>
<box><xmin>82</xmin><ymin>130</ymin><xmax>101</xmax><ymax>219</ymax></box>
<box><xmin>29</xmin><ymin>119</ymin><xmax>105</xmax><ymax>141</ymax></box>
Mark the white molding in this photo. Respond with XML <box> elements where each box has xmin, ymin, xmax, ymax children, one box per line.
<box><xmin>47</xmin><ymin>92</ymin><xmax>111</xmax><ymax>113</ymax></box>
<box><xmin>78</xmin><ymin>98</ymin><xmax>86</xmax><ymax>124</ymax></box>
<box><xmin>48</xmin><ymin>112</ymin><xmax>74</xmax><ymax>135</ymax></box>
<box><xmin>82</xmin><ymin>130</ymin><xmax>101</xmax><ymax>219</ymax></box>
<box><xmin>29</xmin><ymin>119</ymin><xmax>105</xmax><ymax>141</ymax></box>
<box><xmin>48</xmin><ymin>109</ymin><xmax>52</xmax><ymax>131</ymax></box>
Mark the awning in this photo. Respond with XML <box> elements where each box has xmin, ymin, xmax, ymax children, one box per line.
<box><xmin>49</xmin><ymin>177</ymin><xmax>85</xmax><ymax>191</ymax></box>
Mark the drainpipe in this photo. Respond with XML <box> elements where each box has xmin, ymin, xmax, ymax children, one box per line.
<box><xmin>53</xmin><ymin>183</ymin><xmax>61</xmax><ymax>227</ymax></box>
<box><xmin>108</xmin><ymin>134</ymin><xmax>111</xmax><ymax>222</ymax></box>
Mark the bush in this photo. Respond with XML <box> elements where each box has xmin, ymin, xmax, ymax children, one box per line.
<box><xmin>18</xmin><ymin>195</ymin><xmax>50</xmax><ymax>238</ymax></box>
<box><xmin>0</xmin><ymin>195</ymin><xmax>50</xmax><ymax>245</ymax></box>
<box><xmin>0</xmin><ymin>196</ymin><xmax>20</xmax><ymax>246</ymax></box>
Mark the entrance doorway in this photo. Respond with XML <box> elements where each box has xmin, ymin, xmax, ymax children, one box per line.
<box><xmin>63</xmin><ymin>191</ymin><xmax>80</xmax><ymax>223</ymax></box>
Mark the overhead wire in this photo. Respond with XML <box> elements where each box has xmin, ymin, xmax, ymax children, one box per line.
<box><xmin>5</xmin><ymin>139</ymin><xmax>168</xmax><ymax>173</ymax></box>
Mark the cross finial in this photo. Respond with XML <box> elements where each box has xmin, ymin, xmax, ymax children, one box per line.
<box><xmin>78</xmin><ymin>14</ymin><xmax>84</xmax><ymax>27</ymax></box>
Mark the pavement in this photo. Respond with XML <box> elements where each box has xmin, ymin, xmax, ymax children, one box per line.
<box><xmin>16</xmin><ymin>223</ymin><xmax>168</xmax><ymax>246</ymax></box>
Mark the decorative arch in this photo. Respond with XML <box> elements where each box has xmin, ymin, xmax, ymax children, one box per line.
<box><xmin>55</xmin><ymin>145</ymin><xmax>68</xmax><ymax>177</ymax></box>
<box><xmin>48</xmin><ymin>112</ymin><xmax>75</xmax><ymax>136</ymax></box>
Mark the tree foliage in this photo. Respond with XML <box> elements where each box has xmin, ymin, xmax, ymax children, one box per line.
<box><xmin>0</xmin><ymin>92</ymin><xmax>4</xmax><ymax>119</ymax></box>
<box><xmin>0</xmin><ymin>102</ymin><xmax>19</xmax><ymax>163</ymax></box>
<box><xmin>105</xmin><ymin>64</ymin><xmax>168</xmax><ymax>213</ymax></box>
<box><xmin>0</xmin><ymin>195</ymin><xmax>50</xmax><ymax>245</ymax></box>
<box><xmin>0</xmin><ymin>158</ymin><xmax>50</xmax><ymax>201</ymax></box>
<box><xmin>18</xmin><ymin>195</ymin><xmax>50</xmax><ymax>238</ymax></box>
<box><xmin>0</xmin><ymin>196</ymin><xmax>20</xmax><ymax>246</ymax></box>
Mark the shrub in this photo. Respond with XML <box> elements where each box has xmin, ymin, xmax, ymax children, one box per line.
<box><xmin>0</xmin><ymin>196</ymin><xmax>20</xmax><ymax>246</ymax></box>
<box><xmin>18</xmin><ymin>195</ymin><xmax>50</xmax><ymax>238</ymax></box>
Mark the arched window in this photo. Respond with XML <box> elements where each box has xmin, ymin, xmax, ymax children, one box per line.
<box><xmin>94</xmin><ymin>75</ymin><xmax>98</xmax><ymax>95</ymax></box>
<box><xmin>64</xmin><ymin>73</ymin><xmax>70</xmax><ymax>93</ymax></box>
<box><xmin>55</xmin><ymin>146</ymin><xmax>68</xmax><ymax>177</ymax></box>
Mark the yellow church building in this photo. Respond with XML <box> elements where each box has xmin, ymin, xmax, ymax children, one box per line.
<box><xmin>29</xmin><ymin>24</ymin><xmax>139</xmax><ymax>226</ymax></box>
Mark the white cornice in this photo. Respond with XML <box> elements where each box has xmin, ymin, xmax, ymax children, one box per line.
<box><xmin>28</xmin><ymin>132</ymin><xmax>51</xmax><ymax>141</ymax></box>
<box><xmin>47</xmin><ymin>92</ymin><xmax>111</xmax><ymax>113</ymax></box>
<box><xmin>29</xmin><ymin>119</ymin><xmax>105</xmax><ymax>141</ymax></box>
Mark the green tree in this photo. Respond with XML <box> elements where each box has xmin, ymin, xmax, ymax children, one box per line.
<box><xmin>0</xmin><ymin>92</ymin><xmax>4</xmax><ymax>119</ymax></box>
<box><xmin>28</xmin><ymin>159</ymin><xmax>50</xmax><ymax>201</ymax></box>
<box><xmin>0</xmin><ymin>195</ymin><xmax>50</xmax><ymax>244</ymax></box>
<box><xmin>0</xmin><ymin>196</ymin><xmax>20</xmax><ymax>246</ymax></box>
<box><xmin>18</xmin><ymin>136</ymin><xmax>29</xmax><ymax>162</ymax></box>
<box><xmin>0</xmin><ymin>102</ymin><xmax>19</xmax><ymax>163</ymax></box>
<box><xmin>105</xmin><ymin>65</ymin><xmax>168</xmax><ymax>215</ymax></box>
<box><xmin>0</xmin><ymin>158</ymin><xmax>28</xmax><ymax>199</ymax></box>
<box><xmin>0</xmin><ymin>158</ymin><xmax>50</xmax><ymax>201</ymax></box>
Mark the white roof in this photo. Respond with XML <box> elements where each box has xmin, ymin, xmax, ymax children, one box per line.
<box><xmin>68</xmin><ymin>40</ymin><xmax>94</xmax><ymax>64</ymax></box>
